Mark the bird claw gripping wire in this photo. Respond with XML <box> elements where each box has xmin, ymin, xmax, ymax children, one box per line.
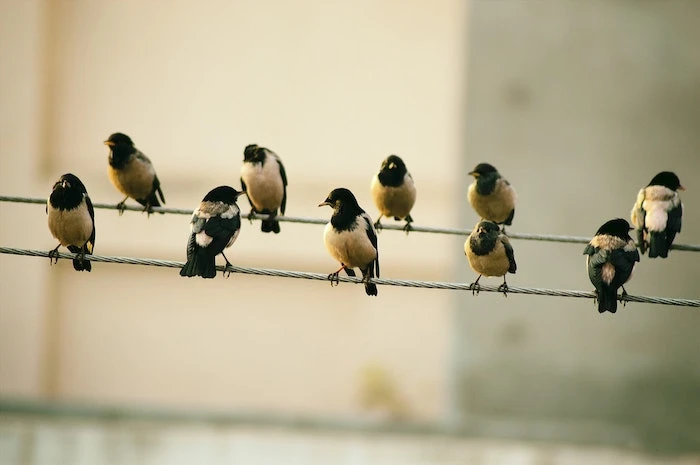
<box><xmin>468</xmin><ymin>282</ymin><xmax>481</xmax><ymax>296</ymax></box>
<box><xmin>402</xmin><ymin>221</ymin><xmax>413</xmax><ymax>235</ymax></box>
<box><xmin>246</xmin><ymin>210</ymin><xmax>257</xmax><ymax>224</ymax></box>
<box><xmin>373</xmin><ymin>219</ymin><xmax>383</xmax><ymax>232</ymax></box>
<box><xmin>327</xmin><ymin>271</ymin><xmax>340</xmax><ymax>287</ymax></box>
<box><xmin>48</xmin><ymin>246</ymin><xmax>60</xmax><ymax>265</ymax></box>
<box><xmin>116</xmin><ymin>200</ymin><xmax>127</xmax><ymax>216</ymax></box>
<box><xmin>619</xmin><ymin>286</ymin><xmax>629</xmax><ymax>307</ymax></box>
<box><xmin>498</xmin><ymin>282</ymin><xmax>509</xmax><ymax>297</ymax></box>
<box><xmin>222</xmin><ymin>253</ymin><xmax>233</xmax><ymax>278</ymax></box>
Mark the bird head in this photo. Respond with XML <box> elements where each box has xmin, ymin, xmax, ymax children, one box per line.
<box><xmin>52</xmin><ymin>173</ymin><xmax>86</xmax><ymax>193</ymax></box>
<box><xmin>380</xmin><ymin>155</ymin><xmax>406</xmax><ymax>174</ymax></box>
<box><xmin>319</xmin><ymin>187</ymin><xmax>361</xmax><ymax>212</ymax></box>
<box><xmin>648</xmin><ymin>171</ymin><xmax>685</xmax><ymax>192</ymax></box>
<box><xmin>243</xmin><ymin>144</ymin><xmax>262</xmax><ymax>162</ymax></box>
<box><xmin>595</xmin><ymin>218</ymin><xmax>633</xmax><ymax>240</ymax></box>
<box><xmin>104</xmin><ymin>132</ymin><xmax>135</xmax><ymax>150</ymax></box>
<box><xmin>202</xmin><ymin>186</ymin><xmax>243</xmax><ymax>204</ymax></box>
<box><xmin>468</xmin><ymin>163</ymin><xmax>498</xmax><ymax>179</ymax></box>
<box><xmin>474</xmin><ymin>220</ymin><xmax>501</xmax><ymax>238</ymax></box>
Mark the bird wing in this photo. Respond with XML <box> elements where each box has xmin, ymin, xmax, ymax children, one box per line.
<box><xmin>584</xmin><ymin>245</ymin><xmax>607</xmax><ymax>289</ymax></box>
<box><xmin>667</xmin><ymin>201</ymin><xmax>682</xmax><ymax>234</ymax></box>
<box><xmin>85</xmin><ymin>194</ymin><xmax>96</xmax><ymax>253</ymax></box>
<box><xmin>630</xmin><ymin>188</ymin><xmax>646</xmax><ymax>230</ymax></box>
<box><xmin>202</xmin><ymin>214</ymin><xmax>240</xmax><ymax>255</ymax></box>
<box><xmin>275</xmin><ymin>155</ymin><xmax>288</xmax><ymax>215</ymax></box>
<box><xmin>502</xmin><ymin>235</ymin><xmax>517</xmax><ymax>273</ymax></box>
<box><xmin>362</xmin><ymin>214</ymin><xmax>380</xmax><ymax>278</ymax></box>
<box><xmin>134</xmin><ymin>149</ymin><xmax>154</xmax><ymax>166</ymax></box>
<box><xmin>153</xmin><ymin>175</ymin><xmax>165</xmax><ymax>204</ymax></box>
<box><xmin>609</xmin><ymin>247</ymin><xmax>640</xmax><ymax>287</ymax></box>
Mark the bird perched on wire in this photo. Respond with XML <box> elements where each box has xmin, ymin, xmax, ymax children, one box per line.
<box><xmin>584</xmin><ymin>218</ymin><xmax>640</xmax><ymax>313</ymax></box>
<box><xmin>630</xmin><ymin>171</ymin><xmax>684</xmax><ymax>258</ymax></box>
<box><xmin>46</xmin><ymin>173</ymin><xmax>96</xmax><ymax>272</ymax></box>
<box><xmin>467</xmin><ymin>163</ymin><xmax>516</xmax><ymax>230</ymax></box>
<box><xmin>240</xmin><ymin>144</ymin><xmax>288</xmax><ymax>233</ymax></box>
<box><xmin>104</xmin><ymin>132</ymin><xmax>166</xmax><ymax>215</ymax></box>
<box><xmin>319</xmin><ymin>188</ymin><xmax>380</xmax><ymax>296</ymax></box>
<box><xmin>464</xmin><ymin>220</ymin><xmax>516</xmax><ymax>296</ymax></box>
<box><xmin>370</xmin><ymin>154</ymin><xmax>416</xmax><ymax>233</ymax></box>
<box><xmin>180</xmin><ymin>186</ymin><xmax>243</xmax><ymax>279</ymax></box>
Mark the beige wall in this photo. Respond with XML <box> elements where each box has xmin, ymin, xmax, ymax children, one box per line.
<box><xmin>0</xmin><ymin>0</ymin><xmax>467</xmax><ymax>420</ymax></box>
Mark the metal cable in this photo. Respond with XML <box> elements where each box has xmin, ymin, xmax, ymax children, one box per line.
<box><xmin>1</xmin><ymin>247</ymin><xmax>697</xmax><ymax>307</ymax></box>
<box><xmin>2</xmin><ymin>195</ymin><xmax>698</xmax><ymax>251</ymax></box>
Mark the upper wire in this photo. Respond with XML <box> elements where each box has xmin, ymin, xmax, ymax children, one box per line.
<box><xmin>1</xmin><ymin>195</ymin><xmax>698</xmax><ymax>251</ymax></box>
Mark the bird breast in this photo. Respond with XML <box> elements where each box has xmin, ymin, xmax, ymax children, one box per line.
<box><xmin>467</xmin><ymin>179</ymin><xmax>515</xmax><ymax>223</ymax></box>
<box><xmin>323</xmin><ymin>222</ymin><xmax>377</xmax><ymax>269</ymax></box>
<box><xmin>371</xmin><ymin>173</ymin><xmax>416</xmax><ymax>219</ymax></box>
<box><xmin>465</xmin><ymin>238</ymin><xmax>510</xmax><ymax>277</ymax></box>
<box><xmin>108</xmin><ymin>153</ymin><xmax>156</xmax><ymax>199</ymax></box>
<box><xmin>47</xmin><ymin>201</ymin><xmax>93</xmax><ymax>248</ymax></box>
<box><xmin>241</xmin><ymin>159</ymin><xmax>284</xmax><ymax>211</ymax></box>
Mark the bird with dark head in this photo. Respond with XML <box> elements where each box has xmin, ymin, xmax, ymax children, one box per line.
<box><xmin>46</xmin><ymin>173</ymin><xmax>96</xmax><ymax>272</ymax></box>
<box><xmin>464</xmin><ymin>220</ymin><xmax>517</xmax><ymax>296</ymax></box>
<box><xmin>467</xmin><ymin>163</ymin><xmax>516</xmax><ymax>230</ymax></box>
<box><xmin>105</xmin><ymin>132</ymin><xmax>166</xmax><ymax>215</ymax></box>
<box><xmin>240</xmin><ymin>144</ymin><xmax>288</xmax><ymax>234</ymax></box>
<box><xmin>630</xmin><ymin>171</ymin><xmax>684</xmax><ymax>258</ymax></box>
<box><xmin>584</xmin><ymin>218</ymin><xmax>640</xmax><ymax>313</ymax></box>
<box><xmin>180</xmin><ymin>186</ymin><xmax>243</xmax><ymax>279</ymax></box>
<box><xmin>371</xmin><ymin>154</ymin><xmax>416</xmax><ymax>233</ymax></box>
<box><xmin>319</xmin><ymin>188</ymin><xmax>380</xmax><ymax>296</ymax></box>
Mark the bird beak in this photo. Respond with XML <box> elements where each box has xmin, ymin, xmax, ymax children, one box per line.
<box><xmin>388</xmin><ymin>162</ymin><xmax>396</xmax><ymax>170</ymax></box>
<box><xmin>468</xmin><ymin>171</ymin><xmax>478</xmax><ymax>177</ymax></box>
<box><xmin>61</xmin><ymin>180</ymin><xmax>68</xmax><ymax>188</ymax></box>
<box><xmin>678</xmin><ymin>185</ymin><xmax>686</xmax><ymax>191</ymax></box>
<box><xmin>104</xmin><ymin>140</ymin><xmax>114</xmax><ymax>147</ymax></box>
<box><xmin>318</xmin><ymin>200</ymin><xmax>331</xmax><ymax>207</ymax></box>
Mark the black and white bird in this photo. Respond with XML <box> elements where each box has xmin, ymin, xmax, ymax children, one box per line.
<box><xmin>240</xmin><ymin>144</ymin><xmax>288</xmax><ymax>234</ymax></box>
<box><xmin>319</xmin><ymin>188</ymin><xmax>380</xmax><ymax>296</ymax></box>
<box><xmin>180</xmin><ymin>186</ymin><xmax>243</xmax><ymax>279</ymax></box>
<box><xmin>464</xmin><ymin>220</ymin><xmax>516</xmax><ymax>296</ymax></box>
<box><xmin>105</xmin><ymin>132</ymin><xmax>166</xmax><ymax>215</ymax></box>
<box><xmin>630</xmin><ymin>171</ymin><xmax>684</xmax><ymax>258</ymax></box>
<box><xmin>46</xmin><ymin>173</ymin><xmax>96</xmax><ymax>272</ymax></box>
<box><xmin>467</xmin><ymin>163</ymin><xmax>516</xmax><ymax>229</ymax></box>
<box><xmin>584</xmin><ymin>218</ymin><xmax>640</xmax><ymax>313</ymax></box>
<box><xmin>370</xmin><ymin>154</ymin><xmax>416</xmax><ymax>233</ymax></box>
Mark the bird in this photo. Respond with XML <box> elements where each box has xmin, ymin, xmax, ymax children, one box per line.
<box><xmin>104</xmin><ymin>132</ymin><xmax>166</xmax><ymax>215</ymax></box>
<box><xmin>464</xmin><ymin>220</ymin><xmax>516</xmax><ymax>296</ymax></box>
<box><xmin>239</xmin><ymin>144</ymin><xmax>288</xmax><ymax>233</ymax></box>
<box><xmin>319</xmin><ymin>188</ymin><xmax>380</xmax><ymax>296</ymax></box>
<box><xmin>180</xmin><ymin>186</ymin><xmax>243</xmax><ymax>279</ymax></box>
<box><xmin>467</xmin><ymin>163</ymin><xmax>516</xmax><ymax>230</ymax></box>
<box><xmin>630</xmin><ymin>171</ymin><xmax>684</xmax><ymax>258</ymax></box>
<box><xmin>370</xmin><ymin>154</ymin><xmax>416</xmax><ymax>233</ymax></box>
<box><xmin>46</xmin><ymin>173</ymin><xmax>96</xmax><ymax>272</ymax></box>
<box><xmin>583</xmin><ymin>218</ymin><xmax>640</xmax><ymax>313</ymax></box>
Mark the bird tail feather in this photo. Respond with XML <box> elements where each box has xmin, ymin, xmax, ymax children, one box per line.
<box><xmin>261</xmin><ymin>219</ymin><xmax>281</xmax><ymax>234</ymax></box>
<box><xmin>598</xmin><ymin>287</ymin><xmax>617</xmax><ymax>313</ymax></box>
<box><xmin>364</xmin><ymin>282</ymin><xmax>378</xmax><ymax>296</ymax></box>
<box><xmin>648</xmin><ymin>231</ymin><xmax>668</xmax><ymax>258</ymax></box>
<box><xmin>67</xmin><ymin>245</ymin><xmax>91</xmax><ymax>272</ymax></box>
<box><xmin>180</xmin><ymin>251</ymin><xmax>217</xmax><ymax>278</ymax></box>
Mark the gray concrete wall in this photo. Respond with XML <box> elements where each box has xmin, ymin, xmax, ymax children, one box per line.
<box><xmin>454</xmin><ymin>0</ymin><xmax>700</xmax><ymax>454</ymax></box>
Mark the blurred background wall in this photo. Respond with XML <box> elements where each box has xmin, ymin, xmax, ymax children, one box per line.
<box><xmin>0</xmin><ymin>0</ymin><xmax>698</xmax><ymax>463</ymax></box>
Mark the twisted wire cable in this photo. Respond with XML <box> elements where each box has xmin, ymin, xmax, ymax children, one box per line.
<box><xmin>2</xmin><ymin>195</ymin><xmax>698</xmax><ymax>251</ymax></box>
<box><xmin>1</xmin><ymin>247</ymin><xmax>697</xmax><ymax>307</ymax></box>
